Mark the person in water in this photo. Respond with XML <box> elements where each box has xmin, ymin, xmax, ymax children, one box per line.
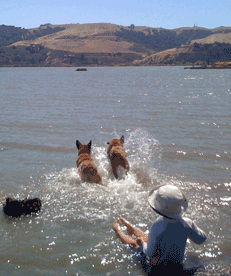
<box><xmin>113</xmin><ymin>184</ymin><xmax>207</xmax><ymax>275</ymax></box>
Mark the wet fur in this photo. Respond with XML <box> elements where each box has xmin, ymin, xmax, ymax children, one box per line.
<box><xmin>107</xmin><ymin>135</ymin><xmax>129</xmax><ymax>179</ymax></box>
<box><xmin>3</xmin><ymin>197</ymin><xmax>41</xmax><ymax>218</ymax></box>
<box><xmin>76</xmin><ymin>140</ymin><xmax>103</xmax><ymax>185</ymax></box>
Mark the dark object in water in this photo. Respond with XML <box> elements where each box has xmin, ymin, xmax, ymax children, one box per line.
<box><xmin>76</xmin><ymin>68</ymin><xmax>87</xmax><ymax>71</ymax></box>
<box><xmin>3</xmin><ymin>197</ymin><xmax>41</xmax><ymax>218</ymax></box>
<box><xmin>184</xmin><ymin>64</ymin><xmax>231</xmax><ymax>70</ymax></box>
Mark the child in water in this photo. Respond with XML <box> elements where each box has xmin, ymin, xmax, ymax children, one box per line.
<box><xmin>113</xmin><ymin>184</ymin><xmax>207</xmax><ymax>275</ymax></box>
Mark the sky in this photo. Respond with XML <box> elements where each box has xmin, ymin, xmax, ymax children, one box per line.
<box><xmin>1</xmin><ymin>0</ymin><xmax>231</xmax><ymax>30</ymax></box>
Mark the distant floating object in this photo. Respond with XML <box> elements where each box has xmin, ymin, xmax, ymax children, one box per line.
<box><xmin>75</xmin><ymin>68</ymin><xmax>87</xmax><ymax>71</ymax></box>
<box><xmin>184</xmin><ymin>62</ymin><xmax>231</xmax><ymax>69</ymax></box>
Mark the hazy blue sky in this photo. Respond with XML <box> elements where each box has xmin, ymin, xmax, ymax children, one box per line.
<box><xmin>1</xmin><ymin>0</ymin><xmax>230</xmax><ymax>29</ymax></box>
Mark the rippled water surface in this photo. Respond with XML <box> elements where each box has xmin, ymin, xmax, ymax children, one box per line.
<box><xmin>0</xmin><ymin>67</ymin><xmax>230</xmax><ymax>275</ymax></box>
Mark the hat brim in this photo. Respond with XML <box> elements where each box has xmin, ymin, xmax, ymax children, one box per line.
<box><xmin>148</xmin><ymin>185</ymin><xmax>188</xmax><ymax>220</ymax></box>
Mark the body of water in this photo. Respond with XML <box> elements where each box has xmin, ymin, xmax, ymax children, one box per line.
<box><xmin>0</xmin><ymin>66</ymin><xmax>230</xmax><ymax>275</ymax></box>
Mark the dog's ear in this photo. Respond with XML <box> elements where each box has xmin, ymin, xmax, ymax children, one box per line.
<box><xmin>88</xmin><ymin>140</ymin><xmax>92</xmax><ymax>150</ymax></box>
<box><xmin>22</xmin><ymin>198</ymin><xmax>27</xmax><ymax>204</ymax></box>
<box><xmin>76</xmin><ymin>140</ymin><xmax>81</xmax><ymax>149</ymax></box>
<box><xmin>6</xmin><ymin>197</ymin><xmax>13</xmax><ymax>203</ymax></box>
<box><xmin>120</xmin><ymin>135</ymin><xmax>124</xmax><ymax>143</ymax></box>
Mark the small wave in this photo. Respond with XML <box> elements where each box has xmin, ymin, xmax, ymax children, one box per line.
<box><xmin>0</xmin><ymin>142</ymin><xmax>73</xmax><ymax>153</ymax></box>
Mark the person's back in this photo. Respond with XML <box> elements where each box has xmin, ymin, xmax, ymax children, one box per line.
<box><xmin>145</xmin><ymin>217</ymin><xmax>207</xmax><ymax>266</ymax></box>
<box><xmin>151</xmin><ymin>217</ymin><xmax>188</xmax><ymax>266</ymax></box>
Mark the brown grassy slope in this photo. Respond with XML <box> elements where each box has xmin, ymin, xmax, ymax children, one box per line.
<box><xmin>191</xmin><ymin>32</ymin><xmax>231</xmax><ymax>44</ymax></box>
<box><xmin>133</xmin><ymin>46</ymin><xmax>189</xmax><ymax>65</ymax></box>
<box><xmin>133</xmin><ymin>28</ymin><xmax>231</xmax><ymax>65</ymax></box>
<box><xmin>133</xmin><ymin>42</ymin><xmax>231</xmax><ymax>66</ymax></box>
<box><xmin>11</xmin><ymin>24</ymin><xmax>231</xmax><ymax>55</ymax></box>
<box><xmin>6</xmin><ymin>23</ymin><xmax>231</xmax><ymax>66</ymax></box>
<box><xmin>12</xmin><ymin>23</ymin><xmax>136</xmax><ymax>54</ymax></box>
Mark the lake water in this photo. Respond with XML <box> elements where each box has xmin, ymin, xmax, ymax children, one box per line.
<box><xmin>0</xmin><ymin>66</ymin><xmax>230</xmax><ymax>276</ymax></box>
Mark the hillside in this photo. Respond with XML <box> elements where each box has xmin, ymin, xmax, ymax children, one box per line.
<box><xmin>9</xmin><ymin>23</ymin><xmax>231</xmax><ymax>54</ymax></box>
<box><xmin>1</xmin><ymin>23</ymin><xmax>231</xmax><ymax>66</ymax></box>
<box><xmin>191</xmin><ymin>32</ymin><xmax>231</xmax><ymax>44</ymax></box>
<box><xmin>0</xmin><ymin>24</ymin><xmax>65</xmax><ymax>47</ymax></box>
<box><xmin>134</xmin><ymin>43</ymin><xmax>231</xmax><ymax>66</ymax></box>
<box><xmin>11</xmin><ymin>23</ymin><xmax>135</xmax><ymax>54</ymax></box>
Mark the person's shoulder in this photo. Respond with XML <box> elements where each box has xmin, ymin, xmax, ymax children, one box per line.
<box><xmin>181</xmin><ymin>217</ymin><xmax>207</xmax><ymax>243</ymax></box>
<box><xmin>152</xmin><ymin>216</ymin><xmax>165</xmax><ymax>225</ymax></box>
<box><xmin>181</xmin><ymin>217</ymin><xmax>193</xmax><ymax>222</ymax></box>
<box><xmin>179</xmin><ymin>217</ymin><xmax>195</xmax><ymax>228</ymax></box>
<box><xmin>150</xmin><ymin>217</ymin><xmax>165</xmax><ymax>233</ymax></box>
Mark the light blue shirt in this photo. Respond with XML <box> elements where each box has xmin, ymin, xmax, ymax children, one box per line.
<box><xmin>140</xmin><ymin>216</ymin><xmax>207</xmax><ymax>266</ymax></box>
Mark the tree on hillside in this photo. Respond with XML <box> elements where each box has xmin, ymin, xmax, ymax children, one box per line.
<box><xmin>40</xmin><ymin>23</ymin><xmax>52</xmax><ymax>27</ymax></box>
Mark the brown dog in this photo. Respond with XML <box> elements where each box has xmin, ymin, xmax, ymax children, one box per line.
<box><xmin>107</xmin><ymin>135</ymin><xmax>129</xmax><ymax>179</ymax></box>
<box><xmin>76</xmin><ymin>140</ymin><xmax>103</xmax><ymax>185</ymax></box>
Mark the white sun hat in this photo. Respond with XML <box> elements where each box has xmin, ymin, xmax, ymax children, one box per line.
<box><xmin>148</xmin><ymin>184</ymin><xmax>188</xmax><ymax>219</ymax></box>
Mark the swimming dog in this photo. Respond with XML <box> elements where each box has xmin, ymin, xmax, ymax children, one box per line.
<box><xmin>76</xmin><ymin>140</ymin><xmax>103</xmax><ymax>185</ymax></box>
<box><xmin>107</xmin><ymin>135</ymin><xmax>129</xmax><ymax>179</ymax></box>
<box><xmin>3</xmin><ymin>197</ymin><xmax>41</xmax><ymax>218</ymax></box>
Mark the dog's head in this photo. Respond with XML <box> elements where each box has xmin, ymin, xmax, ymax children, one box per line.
<box><xmin>3</xmin><ymin>197</ymin><xmax>42</xmax><ymax>217</ymax></box>
<box><xmin>3</xmin><ymin>197</ymin><xmax>24</xmax><ymax>217</ymax></box>
<box><xmin>4</xmin><ymin>197</ymin><xmax>22</xmax><ymax>207</ymax></box>
<box><xmin>76</xmin><ymin>140</ymin><xmax>92</xmax><ymax>155</ymax></box>
<box><xmin>107</xmin><ymin>135</ymin><xmax>124</xmax><ymax>146</ymax></box>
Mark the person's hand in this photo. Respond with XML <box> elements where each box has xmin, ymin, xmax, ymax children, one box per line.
<box><xmin>136</xmin><ymin>237</ymin><xmax>144</xmax><ymax>246</ymax></box>
<box><xmin>113</xmin><ymin>220</ymin><xmax>122</xmax><ymax>233</ymax></box>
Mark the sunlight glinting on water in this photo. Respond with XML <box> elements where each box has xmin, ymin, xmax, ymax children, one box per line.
<box><xmin>1</xmin><ymin>67</ymin><xmax>231</xmax><ymax>275</ymax></box>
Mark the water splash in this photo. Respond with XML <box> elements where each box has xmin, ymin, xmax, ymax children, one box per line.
<box><xmin>26</xmin><ymin>129</ymin><xmax>228</xmax><ymax>275</ymax></box>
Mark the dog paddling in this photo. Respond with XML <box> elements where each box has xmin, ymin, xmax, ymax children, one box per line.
<box><xmin>3</xmin><ymin>197</ymin><xmax>41</xmax><ymax>218</ymax></box>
